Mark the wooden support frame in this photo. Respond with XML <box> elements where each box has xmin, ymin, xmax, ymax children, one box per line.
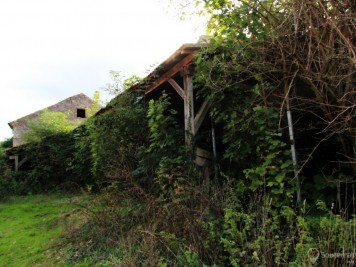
<box><xmin>182</xmin><ymin>67</ymin><xmax>195</xmax><ymax>146</ymax></box>
<box><xmin>168</xmin><ymin>77</ymin><xmax>211</xmax><ymax>144</ymax></box>
<box><xmin>194</xmin><ymin>100</ymin><xmax>211</xmax><ymax>135</ymax></box>
<box><xmin>146</xmin><ymin>53</ymin><xmax>195</xmax><ymax>94</ymax></box>
<box><xmin>139</xmin><ymin>44</ymin><xmax>217</xmax><ymax>170</ymax></box>
<box><xmin>144</xmin><ymin>48</ymin><xmax>212</xmax><ymax>146</ymax></box>
<box><xmin>9</xmin><ymin>154</ymin><xmax>27</xmax><ymax>171</ymax></box>
<box><xmin>18</xmin><ymin>156</ymin><xmax>27</xmax><ymax>169</ymax></box>
<box><xmin>9</xmin><ymin>155</ymin><xmax>19</xmax><ymax>171</ymax></box>
<box><xmin>168</xmin><ymin>79</ymin><xmax>185</xmax><ymax>100</ymax></box>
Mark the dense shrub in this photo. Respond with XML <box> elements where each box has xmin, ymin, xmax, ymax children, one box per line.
<box><xmin>86</xmin><ymin>90</ymin><xmax>148</xmax><ymax>185</ymax></box>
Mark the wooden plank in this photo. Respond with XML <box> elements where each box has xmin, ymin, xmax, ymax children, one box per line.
<box><xmin>183</xmin><ymin>67</ymin><xmax>195</xmax><ymax>146</ymax></box>
<box><xmin>193</xmin><ymin>100</ymin><xmax>211</xmax><ymax>135</ymax></box>
<box><xmin>168</xmin><ymin>79</ymin><xmax>186</xmax><ymax>100</ymax></box>
<box><xmin>13</xmin><ymin>155</ymin><xmax>19</xmax><ymax>172</ymax></box>
<box><xmin>146</xmin><ymin>53</ymin><xmax>195</xmax><ymax>94</ymax></box>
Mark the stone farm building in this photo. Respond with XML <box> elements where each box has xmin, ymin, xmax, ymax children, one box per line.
<box><xmin>8</xmin><ymin>93</ymin><xmax>93</xmax><ymax>147</ymax></box>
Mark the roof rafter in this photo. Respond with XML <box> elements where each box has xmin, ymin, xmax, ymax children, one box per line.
<box><xmin>146</xmin><ymin>53</ymin><xmax>195</xmax><ymax>94</ymax></box>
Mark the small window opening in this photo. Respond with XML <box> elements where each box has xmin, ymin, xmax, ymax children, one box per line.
<box><xmin>77</xmin><ymin>108</ymin><xmax>86</xmax><ymax>118</ymax></box>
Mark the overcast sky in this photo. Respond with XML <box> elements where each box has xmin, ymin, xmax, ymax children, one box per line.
<box><xmin>0</xmin><ymin>0</ymin><xmax>206</xmax><ymax>141</ymax></box>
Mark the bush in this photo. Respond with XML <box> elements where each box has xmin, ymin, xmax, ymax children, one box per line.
<box><xmin>86</xmin><ymin>90</ymin><xmax>148</xmax><ymax>185</ymax></box>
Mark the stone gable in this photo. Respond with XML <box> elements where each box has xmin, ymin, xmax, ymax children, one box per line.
<box><xmin>8</xmin><ymin>93</ymin><xmax>93</xmax><ymax>147</ymax></box>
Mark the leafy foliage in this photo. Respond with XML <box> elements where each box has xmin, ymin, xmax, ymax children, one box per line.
<box><xmin>194</xmin><ymin>0</ymin><xmax>355</xmax><ymax>207</ymax></box>
<box><xmin>196</xmin><ymin>0</ymin><xmax>356</xmax><ymax>175</ymax></box>
<box><xmin>85</xmin><ymin>90</ymin><xmax>101</xmax><ymax>117</ymax></box>
<box><xmin>22</xmin><ymin>109</ymin><xmax>79</xmax><ymax>143</ymax></box>
<box><xmin>103</xmin><ymin>71</ymin><xmax>142</xmax><ymax>95</ymax></box>
<box><xmin>16</xmin><ymin>133</ymin><xmax>81</xmax><ymax>193</ymax></box>
<box><xmin>86</xmin><ymin>90</ymin><xmax>148</xmax><ymax>183</ymax></box>
<box><xmin>0</xmin><ymin>138</ymin><xmax>11</xmax><ymax>170</ymax></box>
<box><xmin>135</xmin><ymin>96</ymin><xmax>193</xmax><ymax>197</ymax></box>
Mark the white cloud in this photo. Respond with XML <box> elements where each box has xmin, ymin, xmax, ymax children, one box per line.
<box><xmin>0</xmin><ymin>0</ymin><xmax>206</xmax><ymax>141</ymax></box>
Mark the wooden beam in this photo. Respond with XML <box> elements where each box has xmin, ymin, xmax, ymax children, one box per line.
<box><xmin>18</xmin><ymin>157</ymin><xmax>28</xmax><ymax>169</ymax></box>
<box><xmin>194</xmin><ymin>100</ymin><xmax>211</xmax><ymax>135</ymax></box>
<box><xmin>168</xmin><ymin>79</ymin><xmax>185</xmax><ymax>100</ymax></box>
<box><xmin>10</xmin><ymin>155</ymin><xmax>19</xmax><ymax>171</ymax></box>
<box><xmin>183</xmin><ymin>67</ymin><xmax>195</xmax><ymax>146</ymax></box>
<box><xmin>146</xmin><ymin>53</ymin><xmax>195</xmax><ymax>94</ymax></box>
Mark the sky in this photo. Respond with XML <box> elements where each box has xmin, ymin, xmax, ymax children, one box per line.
<box><xmin>0</xmin><ymin>0</ymin><xmax>206</xmax><ymax>141</ymax></box>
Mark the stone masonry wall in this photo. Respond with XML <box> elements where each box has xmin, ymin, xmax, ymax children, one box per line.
<box><xmin>9</xmin><ymin>93</ymin><xmax>93</xmax><ymax>147</ymax></box>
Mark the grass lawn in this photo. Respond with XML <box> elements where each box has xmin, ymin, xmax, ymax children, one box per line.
<box><xmin>0</xmin><ymin>194</ymin><xmax>79</xmax><ymax>267</ymax></box>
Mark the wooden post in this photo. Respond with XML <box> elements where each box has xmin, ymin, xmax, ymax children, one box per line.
<box><xmin>10</xmin><ymin>155</ymin><xmax>19</xmax><ymax>171</ymax></box>
<box><xmin>182</xmin><ymin>66</ymin><xmax>195</xmax><ymax>146</ymax></box>
<box><xmin>15</xmin><ymin>155</ymin><xmax>19</xmax><ymax>172</ymax></box>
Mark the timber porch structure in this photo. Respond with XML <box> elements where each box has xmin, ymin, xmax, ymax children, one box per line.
<box><xmin>93</xmin><ymin>42</ymin><xmax>218</xmax><ymax>173</ymax></box>
<box><xmin>133</xmin><ymin>43</ymin><xmax>216</xmax><ymax>169</ymax></box>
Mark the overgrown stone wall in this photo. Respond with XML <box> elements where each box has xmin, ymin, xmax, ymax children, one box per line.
<box><xmin>9</xmin><ymin>93</ymin><xmax>93</xmax><ymax>147</ymax></box>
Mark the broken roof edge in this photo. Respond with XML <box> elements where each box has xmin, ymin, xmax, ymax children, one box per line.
<box><xmin>96</xmin><ymin>40</ymin><xmax>215</xmax><ymax>118</ymax></box>
<box><xmin>130</xmin><ymin>43</ymin><xmax>204</xmax><ymax>93</ymax></box>
<box><xmin>8</xmin><ymin>93</ymin><xmax>92</xmax><ymax>129</ymax></box>
<box><xmin>95</xmin><ymin>43</ymin><xmax>205</xmax><ymax>116</ymax></box>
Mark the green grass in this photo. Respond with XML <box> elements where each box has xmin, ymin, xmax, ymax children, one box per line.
<box><xmin>0</xmin><ymin>194</ymin><xmax>79</xmax><ymax>267</ymax></box>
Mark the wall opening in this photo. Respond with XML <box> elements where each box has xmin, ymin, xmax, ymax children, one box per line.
<box><xmin>77</xmin><ymin>108</ymin><xmax>86</xmax><ymax>118</ymax></box>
